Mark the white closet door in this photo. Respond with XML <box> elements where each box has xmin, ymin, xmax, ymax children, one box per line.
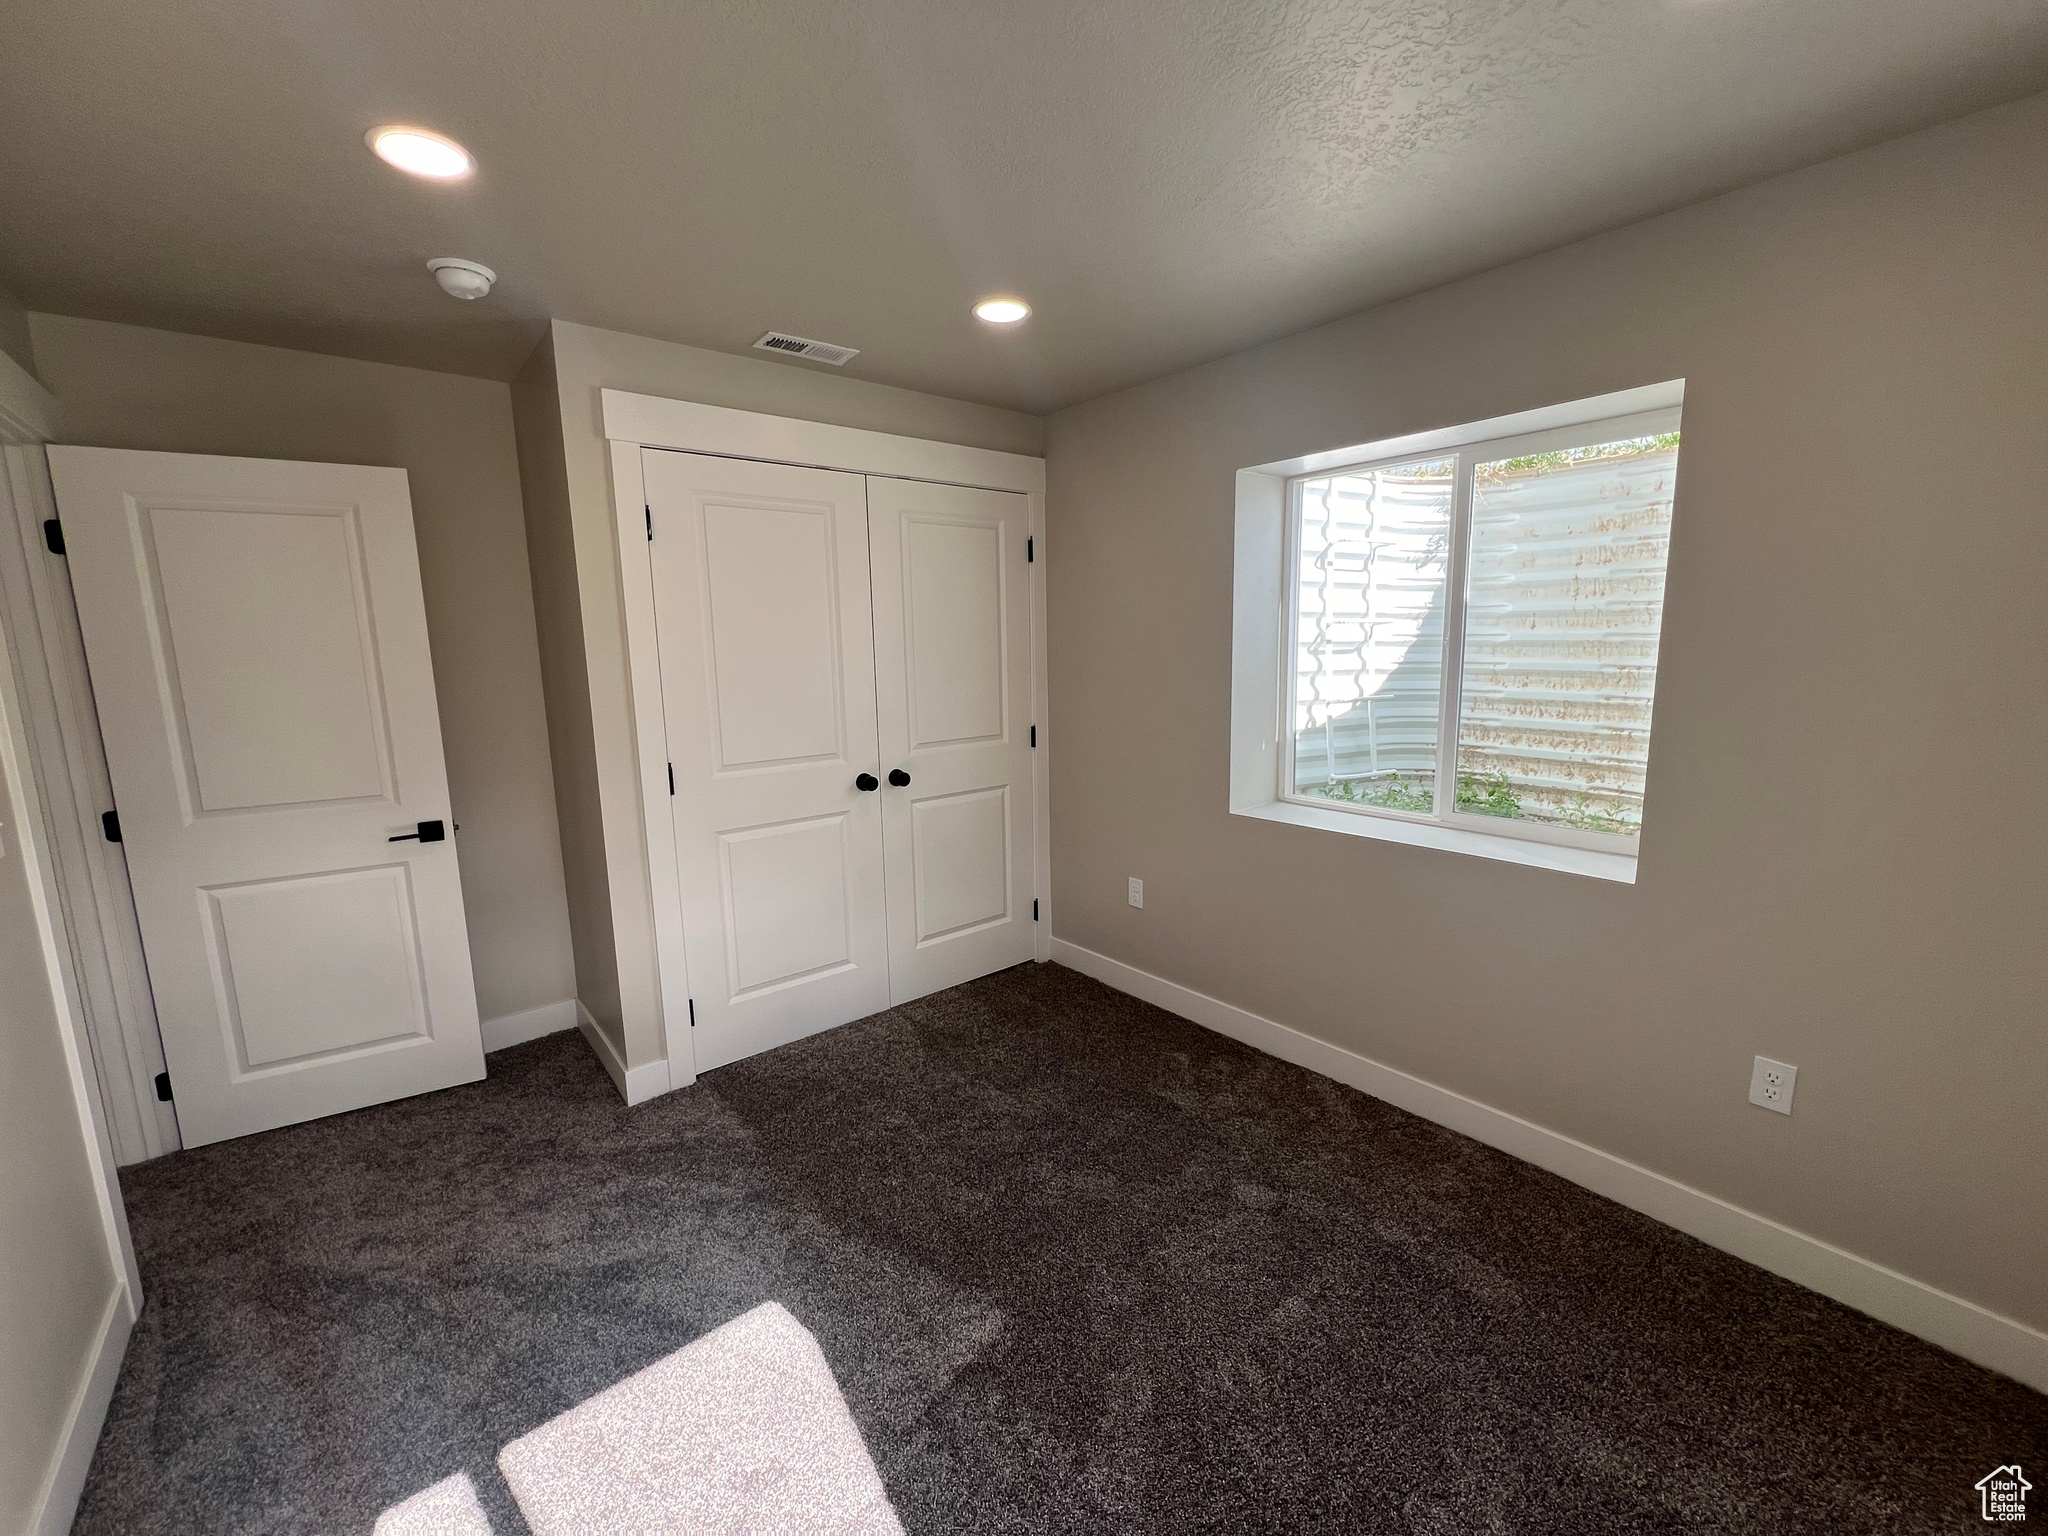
<box><xmin>867</xmin><ymin>477</ymin><xmax>1036</xmax><ymax>1002</ymax></box>
<box><xmin>48</xmin><ymin>447</ymin><xmax>484</xmax><ymax>1147</ymax></box>
<box><xmin>643</xmin><ymin>450</ymin><xmax>890</xmax><ymax>1071</ymax></box>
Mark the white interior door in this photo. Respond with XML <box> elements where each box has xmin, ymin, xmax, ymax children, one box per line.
<box><xmin>48</xmin><ymin>447</ymin><xmax>483</xmax><ymax>1147</ymax></box>
<box><xmin>643</xmin><ymin>450</ymin><xmax>891</xmax><ymax>1071</ymax></box>
<box><xmin>868</xmin><ymin>477</ymin><xmax>1036</xmax><ymax>1001</ymax></box>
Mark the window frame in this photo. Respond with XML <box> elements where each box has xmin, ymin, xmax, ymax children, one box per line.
<box><xmin>1235</xmin><ymin>383</ymin><xmax>1685</xmax><ymax>882</ymax></box>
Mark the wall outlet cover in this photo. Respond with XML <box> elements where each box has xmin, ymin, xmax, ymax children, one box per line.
<box><xmin>1127</xmin><ymin>877</ymin><xmax>1144</xmax><ymax>909</ymax></box>
<box><xmin>1749</xmin><ymin>1055</ymin><xmax>1797</xmax><ymax>1114</ymax></box>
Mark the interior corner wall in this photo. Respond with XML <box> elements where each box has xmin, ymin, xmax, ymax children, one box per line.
<box><xmin>529</xmin><ymin>318</ymin><xmax>1044</xmax><ymax>1074</ymax></box>
<box><xmin>0</xmin><ymin>280</ymin><xmax>36</xmax><ymax>382</ymax></box>
<box><xmin>1042</xmin><ymin>93</ymin><xmax>2048</xmax><ymax>1334</ymax></box>
<box><xmin>510</xmin><ymin>335</ymin><xmax>621</xmax><ymax>1051</ymax></box>
<box><xmin>23</xmin><ymin>315</ymin><xmax>577</xmax><ymax>1028</ymax></box>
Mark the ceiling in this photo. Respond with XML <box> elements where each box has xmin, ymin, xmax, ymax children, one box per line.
<box><xmin>4</xmin><ymin>0</ymin><xmax>2046</xmax><ymax>415</ymax></box>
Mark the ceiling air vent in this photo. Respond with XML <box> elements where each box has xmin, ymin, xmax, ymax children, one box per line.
<box><xmin>753</xmin><ymin>331</ymin><xmax>860</xmax><ymax>366</ymax></box>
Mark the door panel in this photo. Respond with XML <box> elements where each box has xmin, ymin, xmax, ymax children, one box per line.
<box><xmin>718</xmin><ymin>814</ymin><xmax>857</xmax><ymax>997</ymax></box>
<box><xmin>910</xmin><ymin>785</ymin><xmax>1011</xmax><ymax>942</ymax></box>
<box><xmin>206</xmin><ymin>864</ymin><xmax>429</xmax><ymax>1068</ymax></box>
<box><xmin>902</xmin><ymin>518</ymin><xmax>1005</xmax><ymax>747</ymax></box>
<box><xmin>701</xmin><ymin>501</ymin><xmax>845</xmax><ymax>770</ymax></box>
<box><xmin>49</xmin><ymin>447</ymin><xmax>484</xmax><ymax>1146</ymax></box>
<box><xmin>869</xmin><ymin>478</ymin><xmax>1035</xmax><ymax>1000</ymax></box>
<box><xmin>143</xmin><ymin>501</ymin><xmax>391</xmax><ymax>812</ymax></box>
<box><xmin>644</xmin><ymin>451</ymin><xmax>889</xmax><ymax>1071</ymax></box>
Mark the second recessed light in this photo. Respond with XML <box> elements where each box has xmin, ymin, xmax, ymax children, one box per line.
<box><xmin>973</xmin><ymin>297</ymin><xmax>1031</xmax><ymax>324</ymax></box>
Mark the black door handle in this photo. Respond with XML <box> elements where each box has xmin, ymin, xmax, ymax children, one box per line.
<box><xmin>389</xmin><ymin>819</ymin><xmax>447</xmax><ymax>843</ymax></box>
<box><xmin>855</xmin><ymin>773</ymin><xmax>879</xmax><ymax>791</ymax></box>
<box><xmin>887</xmin><ymin>768</ymin><xmax>911</xmax><ymax>787</ymax></box>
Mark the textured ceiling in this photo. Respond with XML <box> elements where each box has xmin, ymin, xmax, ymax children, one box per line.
<box><xmin>4</xmin><ymin>0</ymin><xmax>2046</xmax><ymax>413</ymax></box>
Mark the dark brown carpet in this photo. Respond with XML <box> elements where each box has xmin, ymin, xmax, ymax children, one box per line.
<box><xmin>77</xmin><ymin>961</ymin><xmax>2046</xmax><ymax>1533</ymax></box>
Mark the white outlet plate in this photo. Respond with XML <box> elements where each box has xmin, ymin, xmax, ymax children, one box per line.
<box><xmin>1749</xmin><ymin>1055</ymin><xmax>1797</xmax><ymax>1114</ymax></box>
<box><xmin>1128</xmin><ymin>877</ymin><xmax>1144</xmax><ymax>909</ymax></box>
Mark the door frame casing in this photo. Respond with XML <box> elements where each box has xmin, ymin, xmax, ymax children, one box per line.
<box><xmin>602</xmin><ymin>390</ymin><xmax>1051</xmax><ymax>1095</ymax></box>
<box><xmin>0</xmin><ymin>347</ymin><xmax>180</xmax><ymax>1165</ymax></box>
<box><xmin>0</xmin><ymin>449</ymin><xmax>181</xmax><ymax>1164</ymax></box>
<box><xmin>0</xmin><ymin>344</ymin><xmax>144</xmax><ymax>1536</ymax></box>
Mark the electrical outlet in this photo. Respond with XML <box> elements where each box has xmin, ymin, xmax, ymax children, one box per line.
<box><xmin>1748</xmin><ymin>1056</ymin><xmax>1797</xmax><ymax>1115</ymax></box>
<box><xmin>1127</xmin><ymin>877</ymin><xmax>1144</xmax><ymax>909</ymax></box>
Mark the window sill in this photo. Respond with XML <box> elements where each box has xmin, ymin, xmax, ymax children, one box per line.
<box><xmin>1232</xmin><ymin>797</ymin><xmax>1639</xmax><ymax>884</ymax></box>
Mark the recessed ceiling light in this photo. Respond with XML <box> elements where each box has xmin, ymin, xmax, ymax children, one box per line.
<box><xmin>366</xmin><ymin>126</ymin><xmax>473</xmax><ymax>180</ymax></box>
<box><xmin>973</xmin><ymin>297</ymin><xmax>1031</xmax><ymax>324</ymax></box>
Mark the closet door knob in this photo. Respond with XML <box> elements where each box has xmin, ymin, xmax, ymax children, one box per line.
<box><xmin>855</xmin><ymin>773</ymin><xmax>879</xmax><ymax>791</ymax></box>
<box><xmin>887</xmin><ymin>768</ymin><xmax>911</xmax><ymax>787</ymax></box>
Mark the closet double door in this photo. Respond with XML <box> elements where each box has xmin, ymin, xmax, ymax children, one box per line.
<box><xmin>644</xmin><ymin>450</ymin><xmax>1035</xmax><ymax>1071</ymax></box>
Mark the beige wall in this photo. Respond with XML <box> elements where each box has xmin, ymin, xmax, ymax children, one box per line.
<box><xmin>1044</xmin><ymin>94</ymin><xmax>2048</xmax><ymax>1331</ymax></box>
<box><xmin>510</xmin><ymin>334</ymin><xmax>619</xmax><ymax>1047</ymax></box>
<box><xmin>27</xmin><ymin>315</ymin><xmax>575</xmax><ymax>1025</ymax></box>
<box><xmin>515</xmin><ymin>319</ymin><xmax>1043</xmax><ymax>1068</ymax></box>
<box><xmin>0</xmin><ymin>278</ymin><xmax>34</xmax><ymax>381</ymax></box>
<box><xmin>0</xmin><ymin>714</ymin><xmax>118</xmax><ymax>1529</ymax></box>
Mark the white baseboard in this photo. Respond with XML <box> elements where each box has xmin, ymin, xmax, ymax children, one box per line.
<box><xmin>575</xmin><ymin>1002</ymin><xmax>672</xmax><ymax>1107</ymax></box>
<box><xmin>1050</xmin><ymin>938</ymin><xmax>2048</xmax><ymax>1395</ymax></box>
<box><xmin>481</xmin><ymin>998</ymin><xmax>579</xmax><ymax>1053</ymax></box>
<box><xmin>31</xmin><ymin>1284</ymin><xmax>132</xmax><ymax>1536</ymax></box>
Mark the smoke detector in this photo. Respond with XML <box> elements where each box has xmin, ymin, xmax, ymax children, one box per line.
<box><xmin>427</xmin><ymin>258</ymin><xmax>496</xmax><ymax>300</ymax></box>
<box><xmin>752</xmin><ymin>331</ymin><xmax>859</xmax><ymax>366</ymax></box>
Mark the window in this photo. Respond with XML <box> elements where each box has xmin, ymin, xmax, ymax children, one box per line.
<box><xmin>1232</xmin><ymin>383</ymin><xmax>1683</xmax><ymax>881</ymax></box>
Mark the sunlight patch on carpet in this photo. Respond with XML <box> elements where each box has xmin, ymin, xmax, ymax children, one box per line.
<box><xmin>372</xmin><ymin>1472</ymin><xmax>493</xmax><ymax>1534</ymax></box>
<box><xmin>497</xmin><ymin>1301</ymin><xmax>903</xmax><ymax>1535</ymax></box>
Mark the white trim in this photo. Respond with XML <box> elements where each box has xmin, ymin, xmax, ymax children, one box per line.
<box><xmin>1237</xmin><ymin>798</ymin><xmax>1640</xmax><ymax>883</ymax></box>
<box><xmin>480</xmin><ymin>998</ymin><xmax>579</xmax><ymax>1053</ymax></box>
<box><xmin>576</xmin><ymin>1000</ymin><xmax>670</xmax><ymax>1106</ymax></box>
<box><xmin>1430</xmin><ymin>442</ymin><xmax>1475</xmax><ymax>821</ymax></box>
<box><xmin>606</xmin><ymin>438</ymin><xmax>696</xmax><ymax>1095</ymax></box>
<box><xmin>0</xmin><ymin>343</ymin><xmax>60</xmax><ymax>445</ymax></box>
<box><xmin>0</xmin><ymin>349</ymin><xmax>178</xmax><ymax>1165</ymax></box>
<box><xmin>0</xmin><ymin>446</ymin><xmax>179</xmax><ymax>1162</ymax></box>
<box><xmin>602</xmin><ymin>389</ymin><xmax>1053</xmax><ymax>1055</ymax></box>
<box><xmin>0</xmin><ymin>408</ymin><xmax>146</xmax><ymax>1534</ymax></box>
<box><xmin>28</xmin><ymin>1284</ymin><xmax>132</xmax><ymax>1536</ymax></box>
<box><xmin>601</xmin><ymin>391</ymin><xmax>1046</xmax><ymax>495</ymax></box>
<box><xmin>1050</xmin><ymin>938</ymin><xmax>2048</xmax><ymax>1394</ymax></box>
<box><xmin>1246</xmin><ymin>379</ymin><xmax>1684</xmax><ymax>482</ymax></box>
<box><xmin>0</xmin><ymin>589</ymin><xmax>143</xmax><ymax>1308</ymax></box>
<box><xmin>1028</xmin><ymin>487</ymin><xmax>1051</xmax><ymax>960</ymax></box>
<box><xmin>577</xmin><ymin>999</ymin><xmax>628</xmax><ymax>1097</ymax></box>
<box><xmin>0</xmin><ymin>372</ymin><xmax>175</xmax><ymax>1165</ymax></box>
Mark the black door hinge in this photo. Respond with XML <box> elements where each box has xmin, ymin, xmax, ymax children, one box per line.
<box><xmin>1030</xmin><ymin>725</ymin><xmax>1037</xmax><ymax>748</ymax></box>
<box><xmin>43</xmin><ymin>519</ymin><xmax>66</xmax><ymax>555</ymax></box>
<box><xmin>668</xmin><ymin>762</ymin><xmax>675</xmax><ymax>796</ymax></box>
<box><xmin>154</xmin><ymin>1071</ymin><xmax>172</xmax><ymax>1102</ymax></box>
<box><xmin>646</xmin><ymin>505</ymin><xmax>653</xmax><ymax>541</ymax></box>
<box><xmin>1026</xmin><ymin>535</ymin><xmax>1034</xmax><ymax>563</ymax></box>
<box><xmin>687</xmin><ymin>998</ymin><xmax>696</xmax><ymax>1028</ymax></box>
<box><xmin>1033</xmin><ymin>899</ymin><xmax>1039</xmax><ymax>921</ymax></box>
<box><xmin>101</xmin><ymin>810</ymin><xmax>122</xmax><ymax>843</ymax></box>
